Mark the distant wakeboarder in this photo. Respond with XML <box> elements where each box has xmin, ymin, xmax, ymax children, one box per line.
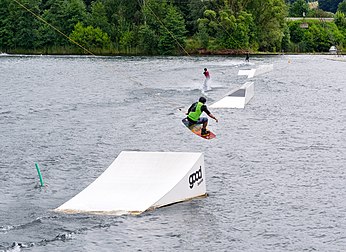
<box><xmin>202</xmin><ymin>68</ymin><xmax>211</xmax><ymax>93</ymax></box>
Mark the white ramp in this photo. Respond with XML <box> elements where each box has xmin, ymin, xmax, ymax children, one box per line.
<box><xmin>55</xmin><ymin>151</ymin><xmax>206</xmax><ymax>215</ymax></box>
<box><xmin>238</xmin><ymin>69</ymin><xmax>256</xmax><ymax>78</ymax></box>
<box><xmin>238</xmin><ymin>64</ymin><xmax>273</xmax><ymax>78</ymax></box>
<box><xmin>210</xmin><ymin>82</ymin><xmax>254</xmax><ymax>109</ymax></box>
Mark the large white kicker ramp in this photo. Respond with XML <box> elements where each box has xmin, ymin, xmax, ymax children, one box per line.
<box><xmin>210</xmin><ymin>82</ymin><xmax>254</xmax><ymax>109</ymax></box>
<box><xmin>55</xmin><ymin>151</ymin><xmax>206</xmax><ymax>215</ymax></box>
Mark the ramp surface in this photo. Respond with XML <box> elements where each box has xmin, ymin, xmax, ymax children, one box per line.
<box><xmin>238</xmin><ymin>64</ymin><xmax>273</xmax><ymax>78</ymax></box>
<box><xmin>210</xmin><ymin>82</ymin><xmax>254</xmax><ymax>108</ymax></box>
<box><xmin>55</xmin><ymin>151</ymin><xmax>206</xmax><ymax>215</ymax></box>
<box><xmin>238</xmin><ymin>69</ymin><xmax>256</xmax><ymax>78</ymax></box>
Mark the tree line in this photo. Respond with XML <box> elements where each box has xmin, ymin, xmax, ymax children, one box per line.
<box><xmin>0</xmin><ymin>0</ymin><xmax>346</xmax><ymax>55</ymax></box>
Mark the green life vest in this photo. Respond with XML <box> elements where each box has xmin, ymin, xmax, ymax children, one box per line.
<box><xmin>187</xmin><ymin>102</ymin><xmax>203</xmax><ymax>122</ymax></box>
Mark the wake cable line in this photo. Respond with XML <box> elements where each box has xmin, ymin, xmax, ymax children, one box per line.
<box><xmin>12</xmin><ymin>0</ymin><xmax>95</xmax><ymax>56</ymax></box>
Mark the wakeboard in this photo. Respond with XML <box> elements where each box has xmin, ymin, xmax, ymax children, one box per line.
<box><xmin>182</xmin><ymin>118</ymin><xmax>216</xmax><ymax>140</ymax></box>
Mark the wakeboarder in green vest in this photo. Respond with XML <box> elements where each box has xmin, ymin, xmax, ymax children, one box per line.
<box><xmin>186</xmin><ymin>97</ymin><xmax>218</xmax><ymax>136</ymax></box>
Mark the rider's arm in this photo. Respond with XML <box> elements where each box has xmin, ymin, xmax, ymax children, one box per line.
<box><xmin>209</xmin><ymin>113</ymin><xmax>218</xmax><ymax>123</ymax></box>
<box><xmin>203</xmin><ymin>105</ymin><xmax>218</xmax><ymax>122</ymax></box>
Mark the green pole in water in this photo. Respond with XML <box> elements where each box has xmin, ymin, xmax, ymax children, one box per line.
<box><xmin>35</xmin><ymin>163</ymin><xmax>44</xmax><ymax>187</ymax></box>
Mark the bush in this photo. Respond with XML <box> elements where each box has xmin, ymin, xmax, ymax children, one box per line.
<box><xmin>288</xmin><ymin>19</ymin><xmax>345</xmax><ymax>52</ymax></box>
<box><xmin>70</xmin><ymin>22</ymin><xmax>111</xmax><ymax>50</ymax></box>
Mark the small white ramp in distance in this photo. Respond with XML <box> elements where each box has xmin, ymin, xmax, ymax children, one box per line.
<box><xmin>238</xmin><ymin>69</ymin><xmax>256</xmax><ymax>78</ymax></box>
<box><xmin>238</xmin><ymin>64</ymin><xmax>274</xmax><ymax>78</ymax></box>
<box><xmin>210</xmin><ymin>82</ymin><xmax>254</xmax><ymax>109</ymax></box>
<box><xmin>55</xmin><ymin>151</ymin><xmax>206</xmax><ymax>215</ymax></box>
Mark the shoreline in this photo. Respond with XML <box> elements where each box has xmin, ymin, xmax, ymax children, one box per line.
<box><xmin>1</xmin><ymin>50</ymin><xmax>344</xmax><ymax>57</ymax></box>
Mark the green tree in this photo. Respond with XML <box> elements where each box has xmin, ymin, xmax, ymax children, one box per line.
<box><xmin>119</xmin><ymin>30</ymin><xmax>135</xmax><ymax>52</ymax></box>
<box><xmin>217</xmin><ymin>10</ymin><xmax>255</xmax><ymax>49</ymax></box>
<box><xmin>196</xmin><ymin>22</ymin><xmax>209</xmax><ymax>48</ymax></box>
<box><xmin>138</xmin><ymin>0</ymin><xmax>170</xmax><ymax>54</ymax></box>
<box><xmin>199</xmin><ymin>9</ymin><xmax>218</xmax><ymax>37</ymax></box>
<box><xmin>69</xmin><ymin>22</ymin><xmax>111</xmax><ymax>50</ymax></box>
<box><xmin>38</xmin><ymin>0</ymin><xmax>87</xmax><ymax>47</ymax></box>
<box><xmin>309</xmin><ymin>23</ymin><xmax>329</xmax><ymax>51</ymax></box>
<box><xmin>335</xmin><ymin>11</ymin><xmax>346</xmax><ymax>28</ymax></box>
<box><xmin>103</xmin><ymin>0</ymin><xmax>137</xmax><ymax>24</ymax></box>
<box><xmin>88</xmin><ymin>0</ymin><xmax>110</xmax><ymax>32</ymax></box>
<box><xmin>288</xmin><ymin>20</ymin><xmax>344</xmax><ymax>52</ymax></box>
<box><xmin>158</xmin><ymin>5</ymin><xmax>187</xmax><ymax>55</ymax></box>
<box><xmin>334</xmin><ymin>11</ymin><xmax>346</xmax><ymax>48</ymax></box>
<box><xmin>103</xmin><ymin>0</ymin><xmax>141</xmax><ymax>44</ymax></box>
<box><xmin>281</xmin><ymin>23</ymin><xmax>291</xmax><ymax>51</ymax></box>
<box><xmin>142</xmin><ymin>0</ymin><xmax>168</xmax><ymax>32</ymax></box>
<box><xmin>194</xmin><ymin>9</ymin><xmax>217</xmax><ymax>50</ymax></box>
<box><xmin>137</xmin><ymin>24</ymin><xmax>158</xmax><ymax>54</ymax></box>
<box><xmin>318</xmin><ymin>0</ymin><xmax>343</xmax><ymax>13</ymax></box>
<box><xmin>0</xmin><ymin>0</ymin><xmax>13</xmax><ymax>50</ymax></box>
<box><xmin>247</xmin><ymin>0</ymin><xmax>288</xmax><ymax>51</ymax></box>
<box><xmin>193</xmin><ymin>0</ymin><xmax>285</xmax><ymax>51</ymax></box>
<box><xmin>0</xmin><ymin>0</ymin><xmax>41</xmax><ymax>50</ymax></box>
<box><xmin>337</xmin><ymin>0</ymin><xmax>346</xmax><ymax>13</ymax></box>
<box><xmin>289</xmin><ymin>0</ymin><xmax>310</xmax><ymax>17</ymax></box>
<box><xmin>222</xmin><ymin>0</ymin><xmax>251</xmax><ymax>14</ymax></box>
<box><xmin>186</xmin><ymin>0</ymin><xmax>213</xmax><ymax>35</ymax></box>
<box><xmin>308</xmin><ymin>8</ymin><xmax>335</xmax><ymax>17</ymax></box>
<box><xmin>288</xmin><ymin>21</ymin><xmax>305</xmax><ymax>44</ymax></box>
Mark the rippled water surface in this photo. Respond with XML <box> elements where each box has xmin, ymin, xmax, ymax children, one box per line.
<box><xmin>0</xmin><ymin>54</ymin><xmax>345</xmax><ymax>251</ymax></box>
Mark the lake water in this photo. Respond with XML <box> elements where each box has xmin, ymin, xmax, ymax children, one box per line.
<box><xmin>0</xmin><ymin>54</ymin><xmax>345</xmax><ymax>251</ymax></box>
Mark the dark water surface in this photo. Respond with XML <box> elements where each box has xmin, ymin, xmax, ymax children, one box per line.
<box><xmin>0</xmin><ymin>54</ymin><xmax>345</xmax><ymax>251</ymax></box>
